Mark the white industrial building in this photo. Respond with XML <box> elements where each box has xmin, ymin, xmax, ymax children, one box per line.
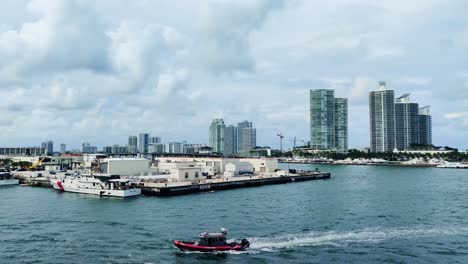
<box><xmin>99</xmin><ymin>158</ymin><xmax>150</xmax><ymax>176</ymax></box>
<box><xmin>154</xmin><ymin>157</ymin><xmax>279</xmax><ymax>177</ymax></box>
<box><xmin>157</xmin><ymin>161</ymin><xmax>202</xmax><ymax>182</ymax></box>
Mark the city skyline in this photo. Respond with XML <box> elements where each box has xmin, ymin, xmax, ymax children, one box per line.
<box><xmin>0</xmin><ymin>1</ymin><xmax>467</xmax><ymax>149</ymax></box>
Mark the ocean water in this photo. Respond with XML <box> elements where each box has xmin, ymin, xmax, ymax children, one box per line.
<box><xmin>1</xmin><ymin>164</ymin><xmax>468</xmax><ymax>263</ymax></box>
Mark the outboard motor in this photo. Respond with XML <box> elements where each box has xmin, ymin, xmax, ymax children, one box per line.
<box><xmin>241</xmin><ymin>239</ymin><xmax>250</xmax><ymax>248</ymax></box>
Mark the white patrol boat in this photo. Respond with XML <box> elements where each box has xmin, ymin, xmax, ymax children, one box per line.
<box><xmin>0</xmin><ymin>169</ymin><xmax>19</xmax><ymax>186</ymax></box>
<box><xmin>50</xmin><ymin>173</ymin><xmax>141</xmax><ymax>197</ymax></box>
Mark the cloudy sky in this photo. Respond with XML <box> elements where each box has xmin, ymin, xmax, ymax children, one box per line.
<box><xmin>1</xmin><ymin>0</ymin><xmax>467</xmax><ymax>150</ymax></box>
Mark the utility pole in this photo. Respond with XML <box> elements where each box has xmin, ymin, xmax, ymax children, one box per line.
<box><xmin>277</xmin><ymin>133</ymin><xmax>284</xmax><ymax>153</ymax></box>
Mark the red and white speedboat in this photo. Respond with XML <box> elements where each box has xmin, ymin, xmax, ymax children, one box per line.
<box><xmin>174</xmin><ymin>228</ymin><xmax>250</xmax><ymax>252</ymax></box>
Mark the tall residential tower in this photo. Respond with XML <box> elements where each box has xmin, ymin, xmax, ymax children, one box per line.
<box><xmin>395</xmin><ymin>94</ymin><xmax>419</xmax><ymax>150</ymax></box>
<box><xmin>209</xmin><ymin>119</ymin><xmax>225</xmax><ymax>154</ymax></box>
<box><xmin>309</xmin><ymin>89</ymin><xmax>348</xmax><ymax>151</ymax></box>
<box><xmin>369</xmin><ymin>82</ymin><xmax>396</xmax><ymax>152</ymax></box>
<box><xmin>128</xmin><ymin>136</ymin><xmax>138</xmax><ymax>153</ymax></box>
<box><xmin>418</xmin><ymin>106</ymin><xmax>432</xmax><ymax>145</ymax></box>
<box><xmin>138</xmin><ymin>133</ymin><xmax>149</xmax><ymax>153</ymax></box>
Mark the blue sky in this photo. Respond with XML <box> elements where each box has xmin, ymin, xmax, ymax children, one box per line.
<box><xmin>0</xmin><ymin>0</ymin><xmax>467</xmax><ymax>150</ymax></box>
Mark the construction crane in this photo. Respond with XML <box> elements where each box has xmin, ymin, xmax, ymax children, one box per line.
<box><xmin>30</xmin><ymin>157</ymin><xmax>46</xmax><ymax>170</ymax></box>
<box><xmin>277</xmin><ymin>133</ymin><xmax>284</xmax><ymax>153</ymax></box>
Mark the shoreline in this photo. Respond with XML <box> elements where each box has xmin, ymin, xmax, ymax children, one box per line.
<box><xmin>280</xmin><ymin>161</ymin><xmax>438</xmax><ymax>168</ymax></box>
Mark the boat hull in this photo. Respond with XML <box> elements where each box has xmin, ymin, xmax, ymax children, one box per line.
<box><xmin>174</xmin><ymin>240</ymin><xmax>247</xmax><ymax>252</ymax></box>
<box><xmin>50</xmin><ymin>180</ymin><xmax>141</xmax><ymax>198</ymax></box>
<box><xmin>0</xmin><ymin>179</ymin><xmax>19</xmax><ymax>186</ymax></box>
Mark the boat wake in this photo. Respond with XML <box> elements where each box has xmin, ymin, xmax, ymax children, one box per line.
<box><xmin>247</xmin><ymin>226</ymin><xmax>468</xmax><ymax>252</ymax></box>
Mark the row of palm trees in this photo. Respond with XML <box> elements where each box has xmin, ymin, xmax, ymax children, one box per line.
<box><xmin>292</xmin><ymin>149</ymin><xmax>468</xmax><ymax>162</ymax></box>
<box><xmin>0</xmin><ymin>159</ymin><xmax>33</xmax><ymax>170</ymax></box>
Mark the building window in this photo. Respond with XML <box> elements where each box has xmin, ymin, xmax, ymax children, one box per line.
<box><xmin>185</xmin><ymin>172</ymin><xmax>189</xmax><ymax>179</ymax></box>
<box><xmin>195</xmin><ymin>172</ymin><xmax>199</xmax><ymax>178</ymax></box>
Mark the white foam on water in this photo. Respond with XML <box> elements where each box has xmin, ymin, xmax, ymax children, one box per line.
<box><xmin>248</xmin><ymin>226</ymin><xmax>468</xmax><ymax>252</ymax></box>
<box><xmin>179</xmin><ymin>250</ymin><xmax>258</xmax><ymax>255</ymax></box>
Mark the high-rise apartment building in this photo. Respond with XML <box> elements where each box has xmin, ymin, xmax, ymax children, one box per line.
<box><xmin>138</xmin><ymin>133</ymin><xmax>149</xmax><ymax>153</ymax></box>
<box><xmin>239</xmin><ymin>127</ymin><xmax>256</xmax><ymax>155</ymax></box>
<box><xmin>60</xmin><ymin>144</ymin><xmax>66</xmax><ymax>153</ymax></box>
<box><xmin>149</xmin><ymin>137</ymin><xmax>161</xmax><ymax>144</ymax></box>
<box><xmin>395</xmin><ymin>94</ymin><xmax>419</xmax><ymax>150</ymax></box>
<box><xmin>418</xmin><ymin>106</ymin><xmax>432</xmax><ymax>145</ymax></box>
<box><xmin>309</xmin><ymin>89</ymin><xmax>348</xmax><ymax>151</ymax></box>
<box><xmin>41</xmin><ymin>140</ymin><xmax>54</xmax><ymax>154</ymax></box>
<box><xmin>82</xmin><ymin>142</ymin><xmax>98</xmax><ymax>154</ymax></box>
<box><xmin>369</xmin><ymin>82</ymin><xmax>396</xmax><ymax>152</ymax></box>
<box><xmin>128</xmin><ymin>136</ymin><xmax>138</xmax><ymax>153</ymax></box>
<box><xmin>209</xmin><ymin>119</ymin><xmax>257</xmax><ymax>156</ymax></box>
<box><xmin>310</xmin><ymin>89</ymin><xmax>335</xmax><ymax>149</ymax></box>
<box><xmin>237</xmin><ymin>120</ymin><xmax>256</xmax><ymax>155</ymax></box>
<box><xmin>209</xmin><ymin>119</ymin><xmax>225</xmax><ymax>154</ymax></box>
<box><xmin>334</xmin><ymin>98</ymin><xmax>348</xmax><ymax>152</ymax></box>
<box><xmin>223</xmin><ymin>125</ymin><xmax>237</xmax><ymax>156</ymax></box>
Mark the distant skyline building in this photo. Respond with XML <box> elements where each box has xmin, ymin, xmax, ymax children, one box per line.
<box><xmin>138</xmin><ymin>133</ymin><xmax>149</xmax><ymax>153</ymax></box>
<box><xmin>149</xmin><ymin>136</ymin><xmax>161</xmax><ymax>144</ymax></box>
<box><xmin>239</xmin><ymin>127</ymin><xmax>256</xmax><ymax>155</ymax></box>
<box><xmin>223</xmin><ymin>125</ymin><xmax>237</xmax><ymax>156</ymax></box>
<box><xmin>0</xmin><ymin>147</ymin><xmax>46</xmax><ymax>156</ymax></box>
<box><xmin>418</xmin><ymin>106</ymin><xmax>432</xmax><ymax>145</ymax></box>
<box><xmin>237</xmin><ymin>120</ymin><xmax>252</xmax><ymax>154</ymax></box>
<box><xmin>60</xmin><ymin>143</ymin><xmax>66</xmax><ymax>153</ymax></box>
<box><xmin>395</xmin><ymin>94</ymin><xmax>419</xmax><ymax>150</ymax></box>
<box><xmin>369</xmin><ymin>82</ymin><xmax>396</xmax><ymax>152</ymax></box>
<box><xmin>148</xmin><ymin>143</ymin><xmax>165</xmax><ymax>153</ymax></box>
<box><xmin>209</xmin><ymin>119</ymin><xmax>225</xmax><ymax>154</ymax></box>
<box><xmin>41</xmin><ymin>140</ymin><xmax>54</xmax><ymax>154</ymax></box>
<box><xmin>82</xmin><ymin>142</ymin><xmax>98</xmax><ymax>154</ymax></box>
<box><xmin>165</xmin><ymin>142</ymin><xmax>184</xmax><ymax>154</ymax></box>
<box><xmin>111</xmin><ymin>145</ymin><xmax>127</xmax><ymax>154</ymax></box>
<box><xmin>128</xmin><ymin>136</ymin><xmax>138</xmax><ymax>153</ymax></box>
<box><xmin>309</xmin><ymin>89</ymin><xmax>348</xmax><ymax>151</ymax></box>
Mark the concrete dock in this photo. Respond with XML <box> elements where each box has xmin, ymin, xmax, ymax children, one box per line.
<box><xmin>141</xmin><ymin>172</ymin><xmax>331</xmax><ymax>196</ymax></box>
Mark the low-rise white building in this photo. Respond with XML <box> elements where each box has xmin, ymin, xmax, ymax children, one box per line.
<box><xmin>157</xmin><ymin>161</ymin><xmax>202</xmax><ymax>182</ymax></box>
<box><xmin>155</xmin><ymin>157</ymin><xmax>278</xmax><ymax>177</ymax></box>
<box><xmin>99</xmin><ymin>158</ymin><xmax>150</xmax><ymax>176</ymax></box>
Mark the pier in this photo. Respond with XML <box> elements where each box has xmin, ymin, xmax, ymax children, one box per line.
<box><xmin>141</xmin><ymin>172</ymin><xmax>331</xmax><ymax>196</ymax></box>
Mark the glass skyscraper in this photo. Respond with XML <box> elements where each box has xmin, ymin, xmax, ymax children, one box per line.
<box><xmin>237</xmin><ymin>120</ymin><xmax>252</xmax><ymax>154</ymax></box>
<box><xmin>369</xmin><ymin>82</ymin><xmax>396</xmax><ymax>152</ymax></box>
<box><xmin>309</xmin><ymin>89</ymin><xmax>347</xmax><ymax>151</ymax></box>
<box><xmin>223</xmin><ymin>125</ymin><xmax>237</xmax><ymax>156</ymax></box>
<box><xmin>128</xmin><ymin>136</ymin><xmax>138</xmax><ymax>153</ymax></box>
<box><xmin>418</xmin><ymin>106</ymin><xmax>432</xmax><ymax>145</ymax></box>
<box><xmin>334</xmin><ymin>98</ymin><xmax>348</xmax><ymax>152</ymax></box>
<box><xmin>310</xmin><ymin>89</ymin><xmax>335</xmax><ymax>149</ymax></box>
<box><xmin>395</xmin><ymin>94</ymin><xmax>419</xmax><ymax>150</ymax></box>
<box><xmin>239</xmin><ymin>127</ymin><xmax>256</xmax><ymax>155</ymax></box>
<box><xmin>209</xmin><ymin>119</ymin><xmax>225</xmax><ymax>154</ymax></box>
<box><xmin>138</xmin><ymin>133</ymin><xmax>149</xmax><ymax>153</ymax></box>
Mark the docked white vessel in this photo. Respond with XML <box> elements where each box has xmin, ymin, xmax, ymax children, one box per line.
<box><xmin>0</xmin><ymin>170</ymin><xmax>19</xmax><ymax>186</ymax></box>
<box><xmin>436</xmin><ymin>162</ymin><xmax>468</xmax><ymax>169</ymax></box>
<box><xmin>50</xmin><ymin>174</ymin><xmax>141</xmax><ymax>197</ymax></box>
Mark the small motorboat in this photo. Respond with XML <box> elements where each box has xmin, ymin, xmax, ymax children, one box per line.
<box><xmin>174</xmin><ymin>228</ymin><xmax>250</xmax><ymax>252</ymax></box>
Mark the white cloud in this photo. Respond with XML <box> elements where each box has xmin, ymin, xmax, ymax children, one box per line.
<box><xmin>0</xmin><ymin>0</ymin><xmax>467</xmax><ymax>149</ymax></box>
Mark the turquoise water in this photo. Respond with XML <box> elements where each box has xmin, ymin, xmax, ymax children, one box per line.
<box><xmin>1</xmin><ymin>164</ymin><xmax>468</xmax><ymax>263</ymax></box>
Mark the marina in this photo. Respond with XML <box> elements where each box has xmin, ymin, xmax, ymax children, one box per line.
<box><xmin>4</xmin><ymin>156</ymin><xmax>331</xmax><ymax>197</ymax></box>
